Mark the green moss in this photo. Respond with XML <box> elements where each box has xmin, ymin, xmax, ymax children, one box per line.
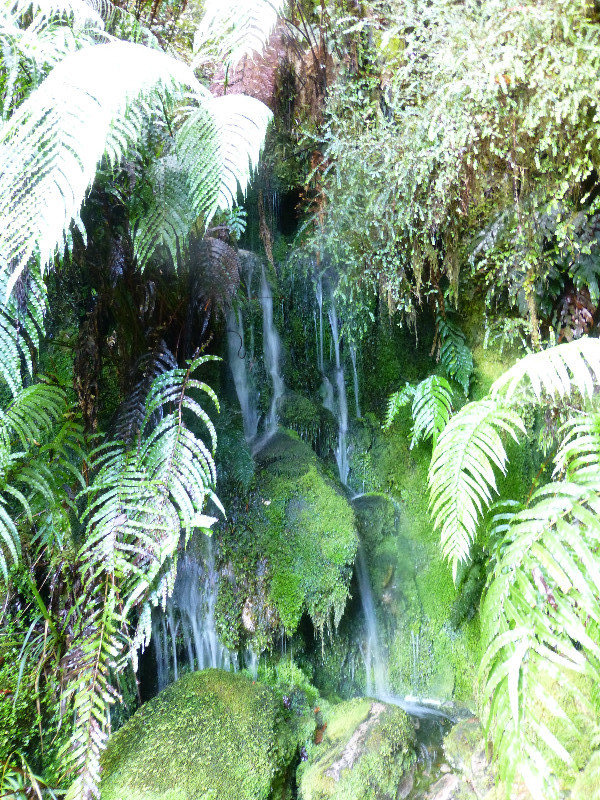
<box><xmin>250</xmin><ymin>432</ymin><xmax>358</xmax><ymax>634</ymax></box>
<box><xmin>297</xmin><ymin>698</ymin><xmax>415</xmax><ymax>800</ymax></box>
<box><xmin>347</xmin><ymin>411</ymin><xmax>480</xmax><ymax>703</ymax></box>
<box><xmin>101</xmin><ymin>670</ymin><xmax>301</xmax><ymax>800</ymax></box>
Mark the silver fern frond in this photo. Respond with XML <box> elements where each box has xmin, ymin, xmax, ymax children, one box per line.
<box><xmin>192</xmin><ymin>0</ymin><xmax>283</xmax><ymax>69</ymax></box>
<box><xmin>0</xmin><ymin>41</ymin><xmax>202</xmax><ymax>292</ymax></box>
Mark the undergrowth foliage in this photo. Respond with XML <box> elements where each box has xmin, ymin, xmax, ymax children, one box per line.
<box><xmin>428</xmin><ymin>337</ymin><xmax>600</xmax><ymax>797</ymax></box>
<box><xmin>62</xmin><ymin>356</ymin><xmax>220</xmax><ymax>800</ymax></box>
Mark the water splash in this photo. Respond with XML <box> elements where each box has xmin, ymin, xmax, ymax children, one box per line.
<box><xmin>153</xmin><ymin>537</ymin><xmax>232</xmax><ymax>691</ymax></box>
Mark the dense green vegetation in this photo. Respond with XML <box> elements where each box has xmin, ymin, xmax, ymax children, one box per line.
<box><xmin>3</xmin><ymin>1</ymin><xmax>600</xmax><ymax>799</ymax></box>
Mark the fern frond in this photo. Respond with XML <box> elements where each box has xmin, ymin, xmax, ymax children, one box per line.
<box><xmin>68</xmin><ymin>356</ymin><xmax>221</xmax><ymax>799</ymax></box>
<box><xmin>490</xmin><ymin>337</ymin><xmax>600</xmax><ymax>404</ymax></box>
<box><xmin>0</xmin><ymin>266</ymin><xmax>46</xmax><ymax>394</ymax></box>
<box><xmin>554</xmin><ymin>410</ymin><xmax>600</xmax><ymax>481</ymax></box>
<box><xmin>190</xmin><ymin>236</ymin><xmax>241</xmax><ymax>308</ymax></box>
<box><xmin>480</xmin><ymin>478</ymin><xmax>600</xmax><ymax>799</ymax></box>
<box><xmin>410</xmin><ymin>374</ymin><xmax>453</xmax><ymax>448</ymax></box>
<box><xmin>132</xmin><ymin>155</ymin><xmax>196</xmax><ymax>269</ymax></box>
<box><xmin>437</xmin><ymin>316</ymin><xmax>473</xmax><ymax>395</ymax></box>
<box><xmin>112</xmin><ymin>343</ymin><xmax>176</xmax><ymax>445</ymax></box>
<box><xmin>192</xmin><ymin>0</ymin><xmax>282</xmax><ymax>69</ymax></box>
<box><xmin>132</xmin><ymin>97</ymin><xmax>271</xmax><ymax>267</ymax></box>
<box><xmin>208</xmin><ymin>94</ymin><xmax>273</xmax><ymax>211</ymax></box>
<box><xmin>383</xmin><ymin>382</ymin><xmax>414</xmax><ymax>430</ymax></box>
<box><xmin>1</xmin><ymin>380</ymin><xmax>66</xmax><ymax>445</ymax></box>
<box><xmin>429</xmin><ymin>398</ymin><xmax>526</xmax><ymax>577</ymax></box>
<box><xmin>175</xmin><ymin>103</ymin><xmax>220</xmax><ymax>223</ymax></box>
<box><xmin>0</xmin><ymin>41</ymin><xmax>203</xmax><ymax>291</ymax></box>
<box><xmin>61</xmin><ymin>579</ymin><xmax>123</xmax><ymax>800</ymax></box>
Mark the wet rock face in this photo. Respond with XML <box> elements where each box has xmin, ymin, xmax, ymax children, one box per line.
<box><xmin>443</xmin><ymin>718</ymin><xmax>494</xmax><ymax>798</ymax></box>
<box><xmin>101</xmin><ymin>669</ymin><xmax>300</xmax><ymax>800</ymax></box>
<box><xmin>297</xmin><ymin>698</ymin><xmax>416</xmax><ymax>800</ymax></box>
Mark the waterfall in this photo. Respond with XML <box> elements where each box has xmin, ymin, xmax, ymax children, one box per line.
<box><xmin>246</xmin><ymin>648</ymin><xmax>259</xmax><ymax>680</ymax></box>
<box><xmin>260</xmin><ymin>265</ymin><xmax>284</xmax><ymax>433</ymax></box>
<box><xmin>350</xmin><ymin>344</ymin><xmax>361</xmax><ymax>419</ymax></box>
<box><xmin>226</xmin><ymin>306</ymin><xmax>259</xmax><ymax>442</ymax></box>
<box><xmin>153</xmin><ymin>537</ymin><xmax>232</xmax><ymax>691</ymax></box>
<box><xmin>316</xmin><ymin>275</ymin><xmax>324</xmax><ymax>373</ymax></box>
<box><xmin>355</xmin><ymin>546</ymin><xmax>388</xmax><ymax>699</ymax></box>
<box><xmin>328</xmin><ymin>300</ymin><xmax>349</xmax><ymax>486</ymax></box>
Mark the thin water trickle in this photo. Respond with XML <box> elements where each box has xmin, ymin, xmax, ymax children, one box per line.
<box><xmin>316</xmin><ymin>275</ymin><xmax>324</xmax><ymax>373</ymax></box>
<box><xmin>328</xmin><ymin>299</ymin><xmax>349</xmax><ymax>486</ymax></box>
<box><xmin>226</xmin><ymin>305</ymin><xmax>259</xmax><ymax>442</ymax></box>
<box><xmin>260</xmin><ymin>265</ymin><xmax>284</xmax><ymax>433</ymax></box>
<box><xmin>355</xmin><ymin>546</ymin><xmax>387</xmax><ymax>699</ymax></box>
<box><xmin>350</xmin><ymin>344</ymin><xmax>361</xmax><ymax>419</ymax></box>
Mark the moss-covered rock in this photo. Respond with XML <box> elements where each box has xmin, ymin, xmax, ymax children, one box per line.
<box><xmin>297</xmin><ymin>698</ymin><xmax>416</xmax><ymax>800</ymax></box>
<box><xmin>101</xmin><ymin>669</ymin><xmax>301</xmax><ymax>800</ymax></box>
<box><xmin>218</xmin><ymin>431</ymin><xmax>358</xmax><ymax>645</ymax></box>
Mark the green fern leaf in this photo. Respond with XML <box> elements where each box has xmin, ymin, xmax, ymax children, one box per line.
<box><xmin>490</xmin><ymin>337</ymin><xmax>600</xmax><ymax>404</ymax></box>
<box><xmin>429</xmin><ymin>398</ymin><xmax>526</xmax><ymax>577</ymax></box>
<box><xmin>438</xmin><ymin>316</ymin><xmax>473</xmax><ymax>395</ymax></box>
<box><xmin>554</xmin><ymin>410</ymin><xmax>600</xmax><ymax>481</ymax></box>
<box><xmin>0</xmin><ymin>41</ymin><xmax>202</xmax><ymax>290</ymax></box>
<box><xmin>480</xmin><ymin>478</ymin><xmax>600</xmax><ymax>799</ymax></box>
<box><xmin>410</xmin><ymin>374</ymin><xmax>453</xmax><ymax>448</ymax></box>
<box><xmin>383</xmin><ymin>382</ymin><xmax>415</xmax><ymax>430</ymax></box>
<box><xmin>193</xmin><ymin>0</ymin><xmax>283</xmax><ymax>68</ymax></box>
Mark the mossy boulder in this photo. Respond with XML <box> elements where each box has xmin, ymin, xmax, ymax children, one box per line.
<box><xmin>257</xmin><ymin>432</ymin><xmax>358</xmax><ymax>633</ymax></box>
<box><xmin>101</xmin><ymin>669</ymin><xmax>301</xmax><ymax>800</ymax></box>
<box><xmin>297</xmin><ymin>698</ymin><xmax>416</xmax><ymax>800</ymax></box>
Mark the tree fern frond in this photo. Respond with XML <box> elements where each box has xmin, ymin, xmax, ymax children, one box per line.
<box><xmin>11</xmin><ymin>0</ymin><xmax>105</xmax><ymax>30</ymax></box>
<box><xmin>554</xmin><ymin>410</ymin><xmax>600</xmax><ymax>481</ymax></box>
<box><xmin>61</xmin><ymin>579</ymin><xmax>123</xmax><ymax>800</ymax></box>
<box><xmin>0</xmin><ymin>41</ymin><xmax>203</xmax><ymax>291</ymax></box>
<box><xmin>490</xmin><ymin>337</ymin><xmax>600</xmax><ymax>404</ymax></box>
<box><xmin>132</xmin><ymin>155</ymin><xmax>195</xmax><ymax>269</ymax></box>
<box><xmin>175</xmin><ymin>103</ymin><xmax>220</xmax><ymax>223</ymax></box>
<box><xmin>112</xmin><ymin>343</ymin><xmax>176</xmax><ymax>445</ymax></box>
<box><xmin>480</xmin><ymin>478</ymin><xmax>600</xmax><ymax>798</ymax></box>
<box><xmin>438</xmin><ymin>315</ymin><xmax>473</xmax><ymax>395</ymax></box>
<box><xmin>189</xmin><ymin>236</ymin><xmax>241</xmax><ymax>309</ymax></box>
<box><xmin>0</xmin><ymin>265</ymin><xmax>47</xmax><ymax>394</ymax></box>
<box><xmin>383</xmin><ymin>382</ymin><xmax>414</xmax><ymax>430</ymax></box>
<box><xmin>1</xmin><ymin>380</ymin><xmax>66</xmax><ymax>446</ymax></box>
<box><xmin>410</xmin><ymin>374</ymin><xmax>453</xmax><ymax>448</ymax></box>
<box><xmin>207</xmin><ymin>94</ymin><xmax>273</xmax><ymax>210</ymax></box>
<box><xmin>429</xmin><ymin>398</ymin><xmax>526</xmax><ymax>577</ymax></box>
<box><xmin>192</xmin><ymin>0</ymin><xmax>283</xmax><ymax>69</ymax></box>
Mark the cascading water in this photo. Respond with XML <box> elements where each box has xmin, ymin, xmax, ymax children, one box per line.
<box><xmin>153</xmin><ymin>537</ymin><xmax>233</xmax><ymax>692</ymax></box>
<box><xmin>260</xmin><ymin>265</ymin><xmax>284</xmax><ymax>433</ymax></box>
<box><xmin>327</xmin><ymin>299</ymin><xmax>350</xmax><ymax>486</ymax></box>
<box><xmin>355</xmin><ymin>546</ymin><xmax>387</xmax><ymax>699</ymax></box>
<box><xmin>316</xmin><ymin>275</ymin><xmax>324</xmax><ymax>373</ymax></box>
<box><xmin>226</xmin><ymin>305</ymin><xmax>259</xmax><ymax>442</ymax></box>
<box><xmin>350</xmin><ymin>344</ymin><xmax>361</xmax><ymax>419</ymax></box>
